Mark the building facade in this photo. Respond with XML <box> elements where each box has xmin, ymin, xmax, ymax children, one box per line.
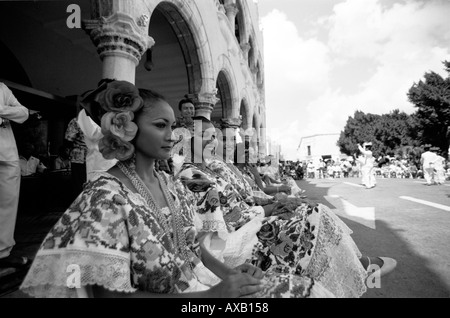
<box><xmin>0</xmin><ymin>0</ymin><xmax>267</xmax><ymax>157</ymax></box>
<box><xmin>297</xmin><ymin>133</ymin><xmax>346</xmax><ymax>163</ymax></box>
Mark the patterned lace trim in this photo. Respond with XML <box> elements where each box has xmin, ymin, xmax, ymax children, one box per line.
<box><xmin>20</xmin><ymin>249</ymin><xmax>136</xmax><ymax>298</ymax></box>
<box><xmin>222</xmin><ymin>218</ymin><xmax>263</xmax><ymax>268</ymax></box>
<box><xmin>200</xmin><ymin>220</ymin><xmax>228</xmax><ymax>233</ymax></box>
<box><xmin>303</xmin><ymin>205</ymin><xmax>368</xmax><ymax>298</ymax></box>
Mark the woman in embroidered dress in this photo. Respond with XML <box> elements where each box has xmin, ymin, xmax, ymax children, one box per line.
<box><xmin>20</xmin><ymin>82</ymin><xmax>332</xmax><ymax>298</ymax></box>
<box><xmin>177</xmin><ymin>116</ymin><xmax>397</xmax><ymax>298</ymax></box>
<box><xmin>221</xmin><ymin>140</ymin><xmax>291</xmax><ymax>199</ymax></box>
<box><xmin>19</xmin><ymin>83</ymin><xmax>265</xmax><ymax>298</ymax></box>
<box><xmin>257</xmin><ymin>155</ymin><xmax>305</xmax><ymax>196</ymax></box>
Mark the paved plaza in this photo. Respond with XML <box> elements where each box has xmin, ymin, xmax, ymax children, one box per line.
<box><xmin>303</xmin><ymin>176</ymin><xmax>450</xmax><ymax>298</ymax></box>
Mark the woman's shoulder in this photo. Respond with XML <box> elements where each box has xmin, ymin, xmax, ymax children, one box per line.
<box><xmin>84</xmin><ymin>170</ymin><xmax>137</xmax><ymax>200</ymax></box>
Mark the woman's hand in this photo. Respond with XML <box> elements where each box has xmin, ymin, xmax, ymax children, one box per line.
<box><xmin>233</xmin><ymin>263</ymin><xmax>264</xmax><ymax>279</ymax></box>
<box><xmin>209</xmin><ymin>272</ymin><xmax>264</xmax><ymax>298</ymax></box>
<box><xmin>278</xmin><ymin>185</ymin><xmax>291</xmax><ymax>194</ymax></box>
<box><xmin>269</xmin><ymin>201</ymin><xmax>299</xmax><ymax>219</ymax></box>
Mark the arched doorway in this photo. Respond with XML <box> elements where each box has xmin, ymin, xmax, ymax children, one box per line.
<box><xmin>135</xmin><ymin>1</ymin><xmax>202</xmax><ymax>117</ymax></box>
<box><xmin>252</xmin><ymin>113</ymin><xmax>260</xmax><ymax>155</ymax></box>
<box><xmin>235</xmin><ymin>0</ymin><xmax>246</xmax><ymax>46</ymax></box>
<box><xmin>239</xmin><ymin>99</ymin><xmax>250</xmax><ymax>132</ymax></box>
<box><xmin>211</xmin><ymin>71</ymin><xmax>233</xmax><ymax>127</ymax></box>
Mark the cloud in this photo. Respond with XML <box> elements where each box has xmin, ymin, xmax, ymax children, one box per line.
<box><xmin>261</xmin><ymin>0</ymin><xmax>450</xmax><ymax>159</ymax></box>
<box><xmin>261</xmin><ymin>10</ymin><xmax>331</xmax><ymax>159</ymax></box>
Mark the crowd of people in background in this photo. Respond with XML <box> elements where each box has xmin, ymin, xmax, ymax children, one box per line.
<box><xmin>155</xmin><ymin>148</ymin><xmax>450</xmax><ymax>186</ymax></box>
<box><xmin>275</xmin><ymin>150</ymin><xmax>449</xmax><ymax>185</ymax></box>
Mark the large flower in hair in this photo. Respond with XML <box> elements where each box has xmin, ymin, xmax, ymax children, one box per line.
<box><xmin>96</xmin><ymin>80</ymin><xmax>144</xmax><ymax>113</ymax></box>
<box><xmin>101</xmin><ymin>111</ymin><xmax>138</xmax><ymax>142</ymax></box>
<box><xmin>99</xmin><ymin>133</ymin><xmax>135</xmax><ymax>161</ymax></box>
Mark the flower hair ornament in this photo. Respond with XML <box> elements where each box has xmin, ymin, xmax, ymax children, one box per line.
<box><xmin>79</xmin><ymin>80</ymin><xmax>144</xmax><ymax>161</ymax></box>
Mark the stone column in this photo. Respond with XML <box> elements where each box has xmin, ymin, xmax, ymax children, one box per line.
<box><xmin>83</xmin><ymin>12</ymin><xmax>154</xmax><ymax>83</ymax></box>
<box><xmin>187</xmin><ymin>90</ymin><xmax>220</xmax><ymax>120</ymax></box>
<box><xmin>240</xmin><ymin>42</ymin><xmax>251</xmax><ymax>61</ymax></box>
<box><xmin>224</xmin><ymin>3</ymin><xmax>239</xmax><ymax>28</ymax></box>
<box><xmin>259</xmin><ymin>122</ymin><xmax>267</xmax><ymax>159</ymax></box>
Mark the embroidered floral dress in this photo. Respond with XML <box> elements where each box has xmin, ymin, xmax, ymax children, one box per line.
<box><xmin>65</xmin><ymin>117</ymin><xmax>88</xmax><ymax>165</ymax></box>
<box><xmin>179</xmin><ymin>162</ymin><xmax>368</xmax><ymax>298</ymax></box>
<box><xmin>210</xmin><ymin>160</ymin><xmax>274</xmax><ymax>205</ymax></box>
<box><xmin>20</xmin><ymin>172</ymin><xmax>218</xmax><ymax>297</ymax></box>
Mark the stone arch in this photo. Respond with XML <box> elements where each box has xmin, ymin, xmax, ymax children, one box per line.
<box><xmin>251</xmin><ymin>112</ymin><xmax>260</xmax><ymax>154</ymax></box>
<box><xmin>252</xmin><ymin>113</ymin><xmax>259</xmax><ymax>134</ymax></box>
<box><xmin>216</xmin><ymin>54</ymin><xmax>238</xmax><ymax>115</ymax></box>
<box><xmin>248</xmin><ymin>31</ymin><xmax>258</xmax><ymax>70</ymax></box>
<box><xmin>152</xmin><ymin>1</ymin><xmax>202</xmax><ymax>93</ymax></box>
<box><xmin>212</xmin><ymin>70</ymin><xmax>233</xmax><ymax>124</ymax></box>
<box><xmin>239</xmin><ymin>96</ymin><xmax>251</xmax><ymax>131</ymax></box>
<box><xmin>234</xmin><ymin>0</ymin><xmax>247</xmax><ymax>45</ymax></box>
<box><xmin>143</xmin><ymin>0</ymin><xmax>216</xmax><ymax>95</ymax></box>
<box><xmin>256</xmin><ymin>59</ymin><xmax>263</xmax><ymax>86</ymax></box>
<box><xmin>248</xmin><ymin>35</ymin><xmax>254</xmax><ymax>69</ymax></box>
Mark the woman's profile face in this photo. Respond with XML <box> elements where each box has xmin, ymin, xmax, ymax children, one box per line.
<box><xmin>134</xmin><ymin>99</ymin><xmax>176</xmax><ymax>161</ymax></box>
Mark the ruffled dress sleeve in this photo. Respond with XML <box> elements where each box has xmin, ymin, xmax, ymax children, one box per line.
<box><xmin>20</xmin><ymin>173</ymin><xmax>136</xmax><ymax>298</ymax></box>
<box><xmin>178</xmin><ymin>165</ymin><xmax>229</xmax><ymax>239</ymax></box>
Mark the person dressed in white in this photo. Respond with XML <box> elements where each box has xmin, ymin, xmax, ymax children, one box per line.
<box><xmin>420</xmin><ymin>145</ymin><xmax>438</xmax><ymax>185</ymax></box>
<box><xmin>433</xmin><ymin>152</ymin><xmax>446</xmax><ymax>185</ymax></box>
<box><xmin>77</xmin><ymin>108</ymin><xmax>117</xmax><ymax>181</ymax></box>
<box><xmin>0</xmin><ymin>82</ymin><xmax>32</xmax><ymax>268</ymax></box>
<box><xmin>317</xmin><ymin>159</ymin><xmax>325</xmax><ymax>179</ymax></box>
<box><xmin>358</xmin><ymin>142</ymin><xmax>376</xmax><ymax>189</ymax></box>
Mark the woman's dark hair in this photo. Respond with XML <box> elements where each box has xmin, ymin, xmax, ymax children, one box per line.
<box><xmin>137</xmin><ymin>88</ymin><xmax>167</xmax><ymax>115</ymax></box>
<box><xmin>178</xmin><ymin>98</ymin><xmax>195</xmax><ymax>111</ymax></box>
<box><xmin>138</xmin><ymin>88</ymin><xmax>166</xmax><ymax>103</ymax></box>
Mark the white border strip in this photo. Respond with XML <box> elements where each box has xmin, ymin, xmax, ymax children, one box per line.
<box><xmin>399</xmin><ymin>196</ymin><xmax>450</xmax><ymax>212</ymax></box>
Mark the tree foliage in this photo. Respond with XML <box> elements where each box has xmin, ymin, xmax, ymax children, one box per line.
<box><xmin>338</xmin><ymin>61</ymin><xmax>450</xmax><ymax>158</ymax></box>
<box><xmin>337</xmin><ymin>110</ymin><xmax>419</xmax><ymax>158</ymax></box>
<box><xmin>407</xmin><ymin>60</ymin><xmax>450</xmax><ymax>154</ymax></box>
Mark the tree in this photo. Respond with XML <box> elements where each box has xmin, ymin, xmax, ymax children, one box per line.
<box><xmin>337</xmin><ymin>110</ymin><xmax>418</xmax><ymax>158</ymax></box>
<box><xmin>337</xmin><ymin>111</ymin><xmax>380</xmax><ymax>156</ymax></box>
<box><xmin>407</xmin><ymin>61</ymin><xmax>450</xmax><ymax>154</ymax></box>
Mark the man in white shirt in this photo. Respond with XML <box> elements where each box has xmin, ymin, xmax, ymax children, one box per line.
<box><xmin>420</xmin><ymin>145</ymin><xmax>438</xmax><ymax>185</ymax></box>
<box><xmin>0</xmin><ymin>82</ymin><xmax>33</xmax><ymax>268</ymax></box>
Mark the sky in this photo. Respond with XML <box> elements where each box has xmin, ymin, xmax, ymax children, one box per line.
<box><xmin>256</xmin><ymin>0</ymin><xmax>450</xmax><ymax>160</ymax></box>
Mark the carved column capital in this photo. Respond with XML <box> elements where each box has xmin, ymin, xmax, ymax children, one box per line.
<box><xmin>224</xmin><ymin>4</ymin><xmax>239</xmax><ymax>20</ymax></box>
<box><xmin>240</xmin><ymin>42</ymin><xmax>251</xmax><ymax>54</ymax></box>
<box><xmin>83</xmin><ymin>12</ymin><xmax>155</xmax><ymax>66</ymax></box>
<box><xmin>240</xmin><ymin>42</ymin><xmax>251</xmax><ymax>60</ymax></box>
<box><xmin>221</xmin><ymin>117</ymin><xmax>242</xmax><ymax>129</ymax></box>
<box><xmin>187</xmin><ymin>90</ymin><xmax>220</xmax><ymax>120</ymax></box>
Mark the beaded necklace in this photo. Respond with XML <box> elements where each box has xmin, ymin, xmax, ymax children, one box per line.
<box><xmin>118</xmin><ymin>161</ymin><xmax>193</xmax><ymax>271</ymax></box>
